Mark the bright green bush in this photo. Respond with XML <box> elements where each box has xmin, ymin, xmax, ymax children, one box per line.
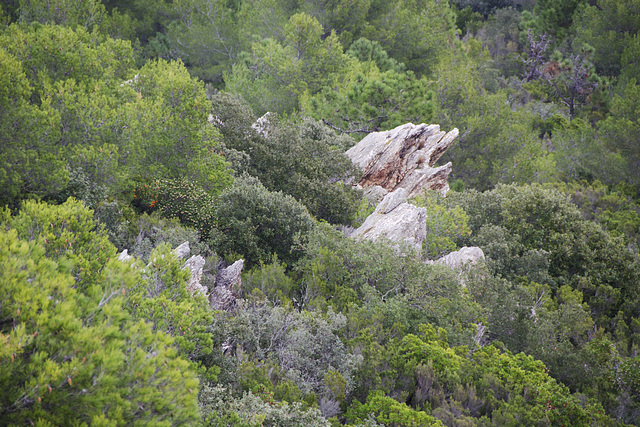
<box><xmin>413</xmin><ymin>191</ymin><xmax>471</xmax><ymax>259</ymax></box>
<box><xmin>0</xmin><ymin>199</ymin><xmax>200</xmax><ymax>425</ymax></box>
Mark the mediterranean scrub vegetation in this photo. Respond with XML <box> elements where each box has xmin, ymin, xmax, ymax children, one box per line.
<box><xmin>2</xmin><ymin>0</ymin><xmax>640</xmax><ymax>425</ymax></box>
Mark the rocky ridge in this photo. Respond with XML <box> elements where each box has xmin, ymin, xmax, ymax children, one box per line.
<box><xmin>346</xmin><ymin>122</ymin><xmax>484</xmax><ymax>266</ymax></box>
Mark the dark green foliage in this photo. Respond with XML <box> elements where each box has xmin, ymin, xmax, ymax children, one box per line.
<box><xmin>17</xmin><ymin>0</ymin><xmax>107</xmax><ymax>30</ymax></box>
<box><xmin>445</xmin><ymin>185</ymin><xmax>640</xmax><ymax>348</ymax></box>
<box><xmin>345</xmin><ymin>38</ymin><xmax>406</xmax><ymax>73</ymax></box>
<box><xmin>129</xmin><ymin>212</ymin><xmax>211</xmax><ymax>260</ymax></box>
<box><xmin>452</xmin><ymin>0</ymin><xmax>518</xmax><ymax>18</ymax></box>
<box><xmin>360</xmin><ymin>0</ymin><xmax>458</xmax><ymax>75</ymax></box>
<box><xmin>225</xmin><ymin>12</ymin><xmax>346</xmax><ymax>114</ymax></box>
<box><xmin>209</xmin><ymin>175</ymin><xmax>315</xmax><ymax>267</ymax></box>
<box><xmin>548</xmin><ymin>180</ymin><xmax>640</xmax><ymax>250</ymax></box>
<box><xmin>0</xmin><ymin>45</ymin><xmax>66</xmax><ymax>207</ymax></box>
<box><xmin>243</xmin><ymin>256</ymin><xmax>297</xmax><ymax>304</ymax></box>
<box><xmin>5</xmin><ymin>0</ymin><xmax>640</xmax><ymax>424</ymax></box>
<box><xmin>294</xmin><ymin>223</ymin><xmax>481</xmax><ymax>345</ymax></box>
<box><xmin>0</xmin><ymin>24</ymin><xmax>232</xmax><ymax>209</ymax></box>
<box><xmin>133</xmin><ymin>178</ymin><xmax>220</xmax><ymax>239</ymax></box>
<box><xmin>530</xmin><ymin>0</ymin><xmax>586</xmax><ymax>39</ymax></box>
<box><xmin>302</xmin><ymin>28</ymin><xmax>437</xmax><ymax>137</ymax></box>
<box><xmin>211</xmin><ymin>93</ymin><xmax>362</xmax><ymax>224</ymax></box>
<box><xmin>166</xmin><ymin>0</ymin><xmax>242</xmax><ymax>84</ymax></box>
<box><xmin>432</xmin><ymin>48</ymin><xmax>558</xmax><ymax>191</ymax></box>
<box><xmin>477</xmin><ymin>7</ymin><xmax>524</xmax><ymax>77</ymax></box>
<box><xmin>598</xmin><ymin>79</ymin><xmax>640</xmax><ymax>190</ymax></box>
<box><xmin>572</xmin><ymin>0</ymin><xmax>640</xmax><ymax>78</ymax></box>
<box><xmin>347</xmin><ymin>325</ymin><xmax>611</xmax><ymax>426</ymax></box>
<box><xmin>304</xmin><ymin>61</ymin><xmax>435</xmax><ymax>136</ymax></box>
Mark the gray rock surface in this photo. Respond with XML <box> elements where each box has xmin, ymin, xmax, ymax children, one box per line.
<box><xmin>345</xmin><ymin>123</ymin><xmax>458</xmax><ymax>198</ymax></box>
<box><xmin>351</xmin><ymin>188</ymin><xmax>427</xmax><ymax>253</ymax></box>
<box><xmin>252</xmin><ymin>112</ymin><xmax>273</xmax><ymax>137</ymax></box>
<box><xmin>211</xmin><ymin>259</ymin><xmax>244</xmax><ymax>311</ymax></box>
<box><xmin>173</xmin><ymin>241</ymin><xmax>191</xmax><ymax>259</ymax></box>
<box><xmin>435</xmin><ymin>246</ymin><xmax>485</xmax><ymax>269</ymax></box>
<box><xmin>183</xmin><ymin>255</ymin><xmax>208</xmax><ymax>296</ymax></box>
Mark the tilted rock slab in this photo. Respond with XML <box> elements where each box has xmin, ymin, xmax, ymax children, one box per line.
<box><xmin>351</xmin><ymin>188</ymin><xmax>427</xmax><ymax>253</ymax></box>
<box><xmin>173</xmin><ymin>241</ymin><xmax>191</xmax><ymax>259</ymax></box>
<box><xmin>346</xmin><ymin>123</ymin><xmax>458</xmax><ymax>198</ymax></box>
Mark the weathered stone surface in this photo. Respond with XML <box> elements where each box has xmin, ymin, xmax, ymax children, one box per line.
<box><xmin>252</xmin><ymin>112</ymin><xmax>273</xmax><ymax>137</ymax></box>
<box><xmin>117</xmin><ymin>249</ymin><xmax>132</xmax><ymax>262</ymax></box>
<box><xmin>211</xmin><ymin>259</ymin><xmax>244</xmax><ymax>311</ymax></box>
<box><xmin>345</xmin><ymin>123</ymin><xmax>458</xmax><ymax>198</ymax></box>
<box><xmin>435</xmin><ymin>246</ymin><xmax>485</xmax><ymax>269</ymax></box>
<box><xmin>351</xmin><ymin>188</ymin><xmax>427</xmax><ymax>253</ymax></box>
<box><xmin>173</xmin><ymin>241</ymin><xmax>191</xmax><ymax>259</ymax></box>
<box><xmin>184</xmin><ymin>255</ymin><xmax>208</xmax><ymax>296</ymax></box>
<box><xmin>362</xmin><ymin>185</ymin><xmax>388</xmax><ymax>205</ymax></box>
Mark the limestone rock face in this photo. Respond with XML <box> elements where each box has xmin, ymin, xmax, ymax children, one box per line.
<box><xmin>184</xmin><ymin>255</ymin><xmax>208</xmax><ymax>296</ymax></box>
<box><xmin>251</xmin><ymin>112</ymin><xmax>273</xmax><ymax>137</ymax></box>
<box><xmin>351</xmin><ymin>188</ymin><xmax>427</xmax><ymax>253</ymax></box>
<box><xmin>173</xmin><ymin>241</ymin><xmax>191</xmax><ymax>259</ymax></box>
<box><xmin>210</xmin><ymin>259</ymin><xmax>244</xmax><ymax>311</ymax></box>
<box><xmin>436</xmin><ymin>246</ymin><xmax>485</xmax><ymax>269</ymax></box>
<box><xmin>117</xmin><ymin>249</ymin><xmax>132</xmax><ymax>262</ymax></box>
<box><xmin>346</xmin><ymin>123</ymin><xmax>458</xmax><ymax>198</ymax></box>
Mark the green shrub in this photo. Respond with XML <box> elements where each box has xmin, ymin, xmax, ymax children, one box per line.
<box><xmin>0</xmin><ymin>199</ymin><xmax>200</xmax><ymax>425</ymax></box>
<box><xmin>413</xmin><ymin>191</ymin><xmax>471</xmax><ymax>259</ymax></box>
<box><xmin>209</xmin><ymin>175</ymin><xmax>315</xmax><ymax>267</ymax></box>
<box><xmin>133</xmin><ymin>178</ymin><xmax>218</xmax><ymax>239</ymax></box>
<box><xmin>211</xmin><ymin>93</ymin><xmax>362</xmax><ymax>225</ymax></box>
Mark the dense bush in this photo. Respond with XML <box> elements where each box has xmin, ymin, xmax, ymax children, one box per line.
<box><xmin>211</xmin><ymin>93</ymin><xmax>361</xmax><ymax>224</ymax></box>
<box><xmin>445</xmin><ymin>184</ymin><xmax>640</xmax><ymax>350</ymax></box>
<box><xmin>0</xmin><ymin>199</ymin><xmax>200</xmax><ymax>425</ymax></box>
<box><xmin>209</xmin><ymin>175</ymin><xmax>315</xmax><ymax>267</ymax></box>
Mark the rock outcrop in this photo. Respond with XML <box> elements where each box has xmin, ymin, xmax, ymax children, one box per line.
<box><xmin>173</xmin><ymin>241</ymin><xmax>191</xmax><ymax>259</ymax></box>
<box><xmin>117</xmin><ymin>249</ymin><xmax>133</xmax><ymax>262</ymax></box>
<box><xmin>184</xmin><ymin>255</ymin><xmax>208</xmax><ymax>296</ymax></box>
<box><xmin>117</xmin><ymin>240</ymin><xmax>245</xmax><ymax>310</ymax></box>
<box><xmin>252</xmin><ymin>112</ymin><xmax>273</xmax><ymax>137</ymax></box>
<box><xmin>210</xmin><ymin>259</ymin><xmax>244</xmax><ymax>311</ymax></box>
<box><xmin>350</xmin><ymin>188</ymin><xmax>427</xmax><ymax>253</ymax></box>
<box><xmin>346</xmin><ymin>123</ymin><xmax>458</xmax><ymax>198</ymax></box>
<box><xmin>435</xmin><ymin>246</ymin><xmax>485</xmax><ymax>269</ymax></box>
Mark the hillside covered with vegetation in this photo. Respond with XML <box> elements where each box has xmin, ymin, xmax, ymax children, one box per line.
<box><xmin>2</xmin><ymin>0</ymin><xmax>640</xmax><ymax>425</ymax></box>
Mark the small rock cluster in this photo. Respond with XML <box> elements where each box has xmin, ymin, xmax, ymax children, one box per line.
<box><xmin>117</xmin><ymin>242</ymin><xmax>244</xmax><ymax>311</ymax></box>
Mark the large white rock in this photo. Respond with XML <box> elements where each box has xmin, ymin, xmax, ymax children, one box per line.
<box><xmin>346</xmin><ymin>123</ymin><xmax>458</xmax><ymax>198</ymax></box>
<box><xmin>117</xmin><ymin>249</ymin><xmax>132</xmax><ymax>262</ymax></box>
<box><xmin>173</xmin><ymin>241</ymin><xmax>191</xmax><ymax>259</ymax></box>
<box><xmin>436</xmin><ymin>246</ymin><xmax>485</xmax><ymax>269</ymax></box>
<box><xmin>351</xmin><ymin>188</ymin><xmax>427</xmax><ymax>253</ymax></box>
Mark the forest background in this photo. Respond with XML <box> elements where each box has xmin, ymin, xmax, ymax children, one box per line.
<box><xmin>2</xmin><ymin>0</ymin><xmax>640</xmax><ymax>425</ymax></box>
